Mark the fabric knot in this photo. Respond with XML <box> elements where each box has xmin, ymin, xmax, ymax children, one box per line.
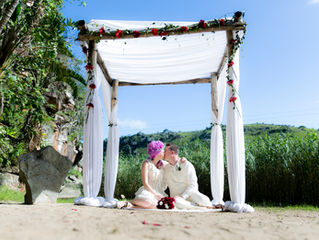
<box><xmin>108</xmin><ymin>123</ymin><xmax>117</xmax><ymax>127</ymax></box>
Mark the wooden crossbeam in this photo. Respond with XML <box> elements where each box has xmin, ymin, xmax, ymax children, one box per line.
<box><xmin>97</xmin><ymin>51</ymin><xmax>113</xmax><ymax>86</ymax></box>
<box><xmin>77</xmin><ymin>25</ymin><xmax>245</xmax><ymax>41</ymax></box>
<box><xmin>216</xmin><ymin>46</ymin><xmax>228</xmax><ymax>79</ymax></box>
<box><xmin>118</xmin><ymin>77</ymin><xmax>213</xmax><ymax>86</ymax></box>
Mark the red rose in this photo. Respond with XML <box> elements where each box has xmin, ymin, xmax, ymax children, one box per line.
<box><xmin>227</xmin><ymin>79</ymin><xmax>234</xmax><ymax>85</ymax></box>
<box><xmin>115</xmin><ymin>29</ymin><xmax>123</xmax><ymax>38</ymax></box>
<box><xmin>180</xmin><ymin>26</ymin><xmax>188</xmax><ymax>32</ymax></box>
<box><xmin>219</xmin><ymin>19</ymin><xmax>225</xmax><ymax>26</ymax></box>
<box><xmin>229</xmin><ymin>97</ymin><xmax>237</xmax><ymax>103</ymax></box>
<box><xmin>86</xmin><ymin>103</ymin><xmax>94</xmax><ymax>108</ymax></box>
<box><xmin>230</xmin><ymin>39</ymin><xmax>237</xmax><ymax>44</ymax></box>
<box><xmin>198</xmin><ymin>20</ymin><xmax>207</xmax><ymax>28</ymax></box>
<box><xmin>89</xmin><ymin>83</ymin><xmax>96</xmax><ymax>89</ymax></box>
<box><xmin>159</xmin><ymin>31</ymin><xmax>167</xmax><ymax>36</ymax></box>
<box><xmin>85</xmin><ymin>64</ymin><xmax>93</xmax><ymax>71</ymax></box>
<box><xmin>133</xmin><ymin>30</ymin><xmax>140</xmax><ymax>38</ymax></box>
<box><xmin>99</xmin><ymin>27</ymin><xmax>105</xmax><ymax>35</ymax></box>
<box><xmin>82</xmin><ymin>46</ymin><xmax>88</xmax><ymax>54</ymax></box>
<box><xmin>156</xmin><ymin>197</ymin><xmax>175</xmax><ymax>209</ymax></box>
<box><xmin>151</xmin><ymin>28</ymin><xmax>158</xmax><ymax>36</ymax></box>
<box><xmin>228</xmin><ymin>61</ymin><xmax>234</xmax><ymax>67</ymax></box>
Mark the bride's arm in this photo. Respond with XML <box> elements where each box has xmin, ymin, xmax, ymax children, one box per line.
<box><xmin>141</xmin><ymin>161</ymin><xmax>163</xmax><ymax>200</ymax></box>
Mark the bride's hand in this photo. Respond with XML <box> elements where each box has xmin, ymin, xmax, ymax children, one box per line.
<box><xmin>180</xmin><ymin>157</ymin><xmax>187</xmax><ymax>163</ymax></box>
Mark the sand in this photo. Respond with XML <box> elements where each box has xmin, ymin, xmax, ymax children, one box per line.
<box><xmin>0</xmin><ymin>203</ymin><xmax>318</xmax><ymax>240</ymax></box>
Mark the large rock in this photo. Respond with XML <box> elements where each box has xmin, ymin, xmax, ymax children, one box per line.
<box><xmin>0</xmin><ymin>172</ymin><xmax>20</xmax><ymax>190</ymax></box>
<box><xmin>18</xmin><ymin>146</ymin><xmax>72</xmax><ymax>204</ymax></box>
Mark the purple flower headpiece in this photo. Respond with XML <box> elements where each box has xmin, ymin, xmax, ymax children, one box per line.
<box><xmin>147</xmin><ymin>140</ymin><xmax>164</xmax><ymax>160</ymax></box>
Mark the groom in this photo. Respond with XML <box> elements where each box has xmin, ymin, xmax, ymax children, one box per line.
<box><xmin>163</xmin><ymin>143</ymin><xmax>212</xmax><ymax>209</ymax></box>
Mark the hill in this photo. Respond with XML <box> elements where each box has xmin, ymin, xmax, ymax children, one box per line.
<box><xmin>111</xmin><ymin>123</ymin><xmax>317</xmax><ymax>155</ymax></box>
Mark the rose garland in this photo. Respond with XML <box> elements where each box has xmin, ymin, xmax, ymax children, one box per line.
<box><xmin>226</xmin><ymin>28</ymin><xmax>246</xmax><ymax>111</ymax></box>
<box><xmin>85</xmin><ymin>15</ymin><xmax>245</xmax><ymax>42</ymax></box>
<box><xmin>81</xmin><ymin>44</ymin><xmax>97</xmax><ymax>123</ymax></box>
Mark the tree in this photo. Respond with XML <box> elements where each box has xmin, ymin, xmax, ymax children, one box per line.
<box><xmin>0</xmin><ymin>0</ymin><xmax>86</xmax><ymax>167</ymax></box>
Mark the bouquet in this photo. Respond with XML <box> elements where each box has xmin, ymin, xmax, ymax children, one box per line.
<box><xmin>157</xmin><ymin>197</ymin><xmax>175</xmax><ymax>210</ymax></box>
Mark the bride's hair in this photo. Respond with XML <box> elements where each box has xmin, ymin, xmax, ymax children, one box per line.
<box><xmin>147</xmin><ymin>140</ymin><xmax>164</xmax><ymax>159</ymax></box>
<box><xmin>166</xmin><ymin>143</ymin><xmax>179</xmax><ymax>155</ymax></box>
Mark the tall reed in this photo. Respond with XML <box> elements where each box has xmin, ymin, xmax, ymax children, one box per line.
<box><xmin>114</xmin><ymin>132</ymin><xmax>319</xmax><ymax>206</ymax></box>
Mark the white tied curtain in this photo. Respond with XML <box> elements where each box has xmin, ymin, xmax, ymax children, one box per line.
<box><xmin>210</xmin><ymin>65</ymin><xmax>227</xmax><ymax>206</ymax></box>
<box><xmin>74</xmin><ymin>46</ymin><xmax>105</xmax><ymax>207</ymax></box>
<box><xmin>100</xmin><ymin>71</ymin><xmax>120</xmax><ymax>207</ymax></box>
<box><xmin>225</xmin><ymin>31</ymin><xmax>254</xmax><ymax>213</ymax></box>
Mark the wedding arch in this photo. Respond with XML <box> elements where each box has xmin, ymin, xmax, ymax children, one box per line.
<box><xmin>74</xmin><ymin>12</ymin><xmax>253</xmax><ymax>212</ymax></box>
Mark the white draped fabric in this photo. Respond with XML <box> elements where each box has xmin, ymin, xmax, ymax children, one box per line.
<box><xmin>100</xmin><ymin>72</ymin><xmax>120</xmax><ymax>207</ymax></box>
<box><xmin>225</xmin><ymin>35</ymin><xmax>254</xmax><ymax>213</ymax></box>
<box><xmin>210</xmin><ymin>65</ymin><xmax>227</xmax><ymax>206</ymax></box>
<box><xmin>75</xmin><ymin>19</ymin><xmax>252</xmax><ymax>212</ymax></box>
<box><xmin>74</xmin><ymin>47</ymin><xmax>104</xmax><ymax>207</ymax></box>
<box><xmin>88</xmin><ymin>20</ymin><xmax>227</xmax><ymax>84</ymax></box>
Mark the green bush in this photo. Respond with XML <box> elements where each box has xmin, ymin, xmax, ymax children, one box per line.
<box><xmin>113</xmin><ymin>131</ymin><xmax>319</xmax><ymax>206</ymax></box>
<box><xmin>246</xmin><ymin>131</ymin><xmax>319</xmax><ymax>205</ymax></box>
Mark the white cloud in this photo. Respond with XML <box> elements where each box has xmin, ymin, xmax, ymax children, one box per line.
<box><xmin>308</xmin><ymin>0</ymin><xmax>319</xmax><ymax>4</ymax></box>
<box><xmin>118</xmin><ymin>119</ymin><xmax>147</xmax><ymax>130</ymax></box>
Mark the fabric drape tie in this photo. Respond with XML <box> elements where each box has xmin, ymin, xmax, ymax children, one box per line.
<box><xmin>108</xmin><ymin>123</ymin><xmax>118</xmax><ymax>127</ymax></box>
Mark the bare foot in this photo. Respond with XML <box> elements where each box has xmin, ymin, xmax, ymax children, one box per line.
<box><xmin>117</xmin><ymin>201</ymin><xmax>133</xmax><ymax>209</ymax></box>
<box><xmin>206</xmin><ymin>204</ymin><xmax>225</xmax><ymax>211</ymax></box>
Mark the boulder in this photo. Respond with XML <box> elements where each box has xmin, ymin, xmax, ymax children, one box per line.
<box><xmin>19</xmin><ymin>146</ymin><xmax>72</xmax><ymax>204</ymax></box>
<box><xmin>0</xmin><ymin>172</ymin><xmax>20</xmax><ymax>190</ymax></box>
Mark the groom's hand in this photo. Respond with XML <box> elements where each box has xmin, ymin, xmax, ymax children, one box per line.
<box><xmin>174</xmin><ymin>196</ymin><xmax>184</xmax><ymax>200</ymax></box>
<box><xmin>155</xmin><ymin>194</ymin><xmax>164</xmax><ymax>200</ymax></box>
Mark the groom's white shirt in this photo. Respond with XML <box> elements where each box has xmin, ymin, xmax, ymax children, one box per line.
<box><xmin>164</xmin><ymin>159</ymin><xmax>212</xmax><ymax>208</ymax></box>
<box><xmin>164</xmin><ymin>160</ymin><xmax>198</xmax><ymax>199</ymax></box>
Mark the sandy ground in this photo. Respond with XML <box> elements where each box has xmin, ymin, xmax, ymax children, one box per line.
<box><xmin>0</xmin><ymin>203</ymin><xmax>318</xmax><ymax>240</ymax></box>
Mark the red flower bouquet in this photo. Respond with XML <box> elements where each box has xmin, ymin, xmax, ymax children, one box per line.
<box><xmin>157</xmin><ymin>197</ymin><xmax>175</xmax><ymax>210</ymax></box>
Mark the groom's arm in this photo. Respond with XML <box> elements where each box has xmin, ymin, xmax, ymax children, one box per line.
<box><xmin>180</xmin><ymin>162</ymin><xmax>199</xmax><ymax>199</ymax></box>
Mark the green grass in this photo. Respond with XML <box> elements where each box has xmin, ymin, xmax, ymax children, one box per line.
<box><xmin>0</xmin><ymin>186</ymin><xmax>24</xmax><ymax>202</ymax></box>
<box><xmin>57</xmin><ymin>198</ymin><xmax>76</xmax><ymax>203</ymax></box>
<box><xmin>253</xmin><ymin>204</ymin><xmax>319</xmax><ymax>211</ymax></box>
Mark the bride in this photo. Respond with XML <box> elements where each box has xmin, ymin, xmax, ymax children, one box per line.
<box><xmin>118</xmin><ymin>140</ymin><xmax>167</xmax><ymax>209</ymax></box>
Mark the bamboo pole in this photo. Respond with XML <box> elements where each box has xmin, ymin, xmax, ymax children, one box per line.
<box><xmin>216</xmin><ymin>46</ymin><xmax>228</xmax><ymax>79</ymax></box>
<box><xmin>226</xmin><ymin>30</ymin><xmax>234</xmax><ymax>59</ymax></box>
<box><xmin>111</xmin><ymin>80</ymin><xmax>119</xmax><ymax>111</ymax></box>
<box><xmin>118</xmin><ymin>77</ymin><xmax>213</xmax><ymax>86</ymax></box>
<box><xmin>211</xmin><ymin>73</ymin><xmax>218</xmax><ymax>119</ymax></box>
<box><xmin>97</xmin><ymin>52</ymin><xmax>113</xmax><ymax>86</ymax></box>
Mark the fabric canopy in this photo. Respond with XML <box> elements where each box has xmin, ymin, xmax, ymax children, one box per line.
<box><xmin>75</xmin><ymin>17</ymin><xmax>254</xmax><ymax>213</ymax></box>
<box><xmin>87</xmin><ymin>20</ymin><xmax>227</xmax><ymax>83</ymax></box>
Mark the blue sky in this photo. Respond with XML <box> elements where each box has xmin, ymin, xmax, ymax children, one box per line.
<box><xmin>62</xmin><ymin>0</ymin><xmax>319</xmax><ymax>137</ymax></box>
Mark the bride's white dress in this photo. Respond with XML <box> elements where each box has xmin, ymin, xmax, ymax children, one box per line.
<box><xmin>133</xmin><ymin>160</ymin><xmax>167</xmax><ymax>205</ymax></box>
